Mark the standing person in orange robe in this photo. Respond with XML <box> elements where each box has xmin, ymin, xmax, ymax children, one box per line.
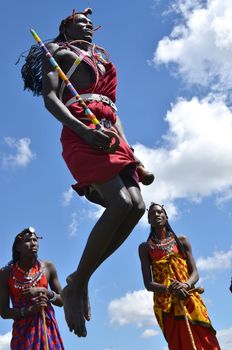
<box><xmin>139</xmin><ymin>203</ymin><xmax>221</xmax><ymax>350</ymax></box>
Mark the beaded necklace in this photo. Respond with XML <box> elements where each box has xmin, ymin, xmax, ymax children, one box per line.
<box><xmin>12</xmin><ymin>260</ymin><xmax>45</xmax><ymax>290</ymax></box>
<box><xmin>149</xmin><ymin>233</ymin><xmax>176</xmax><ymax>254</ymax></box>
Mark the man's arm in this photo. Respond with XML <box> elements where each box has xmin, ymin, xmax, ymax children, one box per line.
<box><xmin>45</xmin><ymin>261</ymin><xmax>63</xmax><ymax>307</ymax></box>
<box><xmin>0</xmin><ymin>266</ymin><xmax>19</xmax><ymax>319</ymax></box>
<box><xmin>42</xmin><ymin>43</ymin><xmax>89</xmax><ymax>136</ymax></box>
<box><xmin>168</xmin><ymin>236</ymin><xmax>199</xmax><ymax>299</ymax></box>
<box><xmin>138</xmin><ymin>243</ymin><xmax>168</xmax><ymax>293</ymax></box>
<box><xmin>179</xmin><ymin>235</ymin><xmax>199</xmax><ymax>287</ymax></box>
<box><xmin>42</xmin><ymin>43</ymin><xmax>110</xmax><ymax>149</ymax></box>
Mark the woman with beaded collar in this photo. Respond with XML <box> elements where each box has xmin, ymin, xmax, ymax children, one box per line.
<box><xmin>0</xmin><ymin>227</ymin><xmax>64</xmax><ymax>349</ymax></box>
<box><xmin>138</xmin><ymin>203</ymin><xmax>221</xmax><ymax>350</ymax></box>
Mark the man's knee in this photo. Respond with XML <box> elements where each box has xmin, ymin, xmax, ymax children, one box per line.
<box><xmin>111</xmin><ymin>193</ymin><xmax>133</xmax><ymax>213</ymax></box>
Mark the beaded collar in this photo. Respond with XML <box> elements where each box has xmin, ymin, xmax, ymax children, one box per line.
<box><xmin>149</xmin><ymin>233</ymin><xmax>176</xmax><ymax>254</ymax></box>
<box><xmin>12</xmin><ymin>260</ymin><xmax>45</xmax><ymax>289</ymax></box>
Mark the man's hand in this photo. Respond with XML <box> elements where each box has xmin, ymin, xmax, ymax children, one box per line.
<box><xmin>22</xmin><ymin>287</ymin><xmax>47</xmax><ymax>299</ymax></box>
<box><xmin>82</xmin><ymin>128</ymin><xmax>112</xmax><ymax>150</ymax></box>
<box><xmin>168</xmin><ymin>280</ymin><xmax>190</xmax><ymax>300</ymax></box>
<box><xmin>26</xmin><ymin>294</ymin><xmax>48</xmax><ymax>315</ymax></box>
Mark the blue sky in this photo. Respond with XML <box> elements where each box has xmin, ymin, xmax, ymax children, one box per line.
<box><xmin>1</xmin><ymin>0</ymin><xmax>232</xmax><ymax>349</ymax></box>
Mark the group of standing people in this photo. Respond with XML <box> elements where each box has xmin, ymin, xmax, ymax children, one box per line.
<box><xmin>0</xmin><ymin>7</ymin><xmax>225</xmax><ymax>350</ymax></box>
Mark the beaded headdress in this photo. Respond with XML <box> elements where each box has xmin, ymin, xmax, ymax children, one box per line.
<box><xmin>59</xmin><ymin>8</ymin><xmax>93</xmax><ymax>34</ymax></box>
<box><xmin>12</xmin><ymin>227</ymin><xmax>42</xmax><ymax>263</ymax></box>
<box><xmin>17</xmin><ymin>226</ymin><xmax>42</xmax><ymax>240</ymax></box>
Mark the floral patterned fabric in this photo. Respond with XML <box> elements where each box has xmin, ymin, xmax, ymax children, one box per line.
<box><xmin>150</xmin><ymin>251</ymin><xmax>212</xmax><ymax>332</ymax></box>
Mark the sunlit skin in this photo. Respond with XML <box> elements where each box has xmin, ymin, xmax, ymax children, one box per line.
<box><xmin>42</xmin><ymin>13</ymin><xmax>146</xmax><ymax>337</ymax></box>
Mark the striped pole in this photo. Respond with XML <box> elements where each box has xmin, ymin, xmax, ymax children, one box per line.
<box><xmin>30</xmin><ymin>29</ymin><xmax>119</xmax><ymax>153</ymax></box>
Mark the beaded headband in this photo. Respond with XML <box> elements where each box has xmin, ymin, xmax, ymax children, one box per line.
<box><xmin>17</xmin><ymin>226</ymin><xmax>42</xmax><ymax>240</ymax></box>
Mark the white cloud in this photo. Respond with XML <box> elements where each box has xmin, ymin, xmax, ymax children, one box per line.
<box><xmin>141</xmin><ymin>328</ymin><xmax>159</xmax><ymax>338</ymax></box>
<box><xmin>133</xmin><ymin>95</ymin><xmax>232</xmax><ymax>217</ymax></box>
<box><xmin>61</xmin><ymin>187</ymin><xmax>74</xmax><ymax>207</ymax></box>
<box><xmin>153</xmin><ymin>0</ymin><xmax>232</xmax><ymax>92</ymax></box>
<box><xmin>197</xmin><ymin>247</ymin><xmax>232</xmax><ymax>271</ymax></box>
<box><xmin>0</xmin><ymin>332</ymin><xmax>11</xmax><ymax>350</ymax></box>
<box><xmin>2</xmin><ymin>137</ymin><xmax>35</xmax><ymax>169</ymax></box>
<box><xmin>108</xmin><ymin>289</ymin><xmax>156</xmax><ymax>328</ymax></box>
<box><xmin>217</xmin><ymin>327</ymin><xmax>232</xmax><ymax>350</ymax></box>
<box><xmin>68</xmin><ymin>212</ymin><xmax>78</xmax><ymax>237</ymax></box>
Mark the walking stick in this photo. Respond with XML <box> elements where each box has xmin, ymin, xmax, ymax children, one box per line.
<box><xmin>30</xmin><ymin>29</ymin><xmax>119</xmax><ymax>153</ymax></box>
<box><xmin>179</xmin><ymin>287</ymin><xmax>204</xmax><ymax>350</ymax></box>
<box><xmin>40</xmin><ymin>293</ymin><xmax>49</xmax><ymax>350</ymax></box>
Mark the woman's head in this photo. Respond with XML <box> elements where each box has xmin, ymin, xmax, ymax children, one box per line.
<box><xmin>12</xmin><ymin>227</ymin><xmax>42</xmax><ymax>263</ymax></box>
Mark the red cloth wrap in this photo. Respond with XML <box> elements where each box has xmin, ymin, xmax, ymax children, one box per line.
<box><xmin>8</xmin><ymin>261</ymin><xmax>64</xmax><ymax>350</ymax></box>
<box><xmin>60</xmin><ymin>60</ymin><xmax>138</xmax><ymax>195</ymax></box>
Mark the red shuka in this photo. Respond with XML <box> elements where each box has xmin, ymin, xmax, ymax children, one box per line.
<box><xmin>60</xmin><ymin>57</ymin><xmax>138</xmax><ymax>196</ymax></box>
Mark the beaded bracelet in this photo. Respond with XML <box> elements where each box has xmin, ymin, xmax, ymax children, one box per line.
<box><xmin>49</xmin><ymin>291</ymin><xmax>57</xmax><ymax>303</ymax></box>
<box><xmin>185</xmin><ymin>282</ymin><xmax>191</xmax><ymax>289</ymax></box>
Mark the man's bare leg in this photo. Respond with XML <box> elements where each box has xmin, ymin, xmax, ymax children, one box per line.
<box><xmin>62</xmin><ymin>175</ymin><xmax>144</xmax><ymax>336</ymax></box>
<box><xmin>66</xmin><ymin>180</ymin><xmax>145</xmax><ymax>324</ymax></box>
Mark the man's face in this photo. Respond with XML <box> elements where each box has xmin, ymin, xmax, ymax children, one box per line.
<box><xmin>148</xmin><ymin>205</ymin><xmax>167</xmax><ymax>229</ymax></box>
<box><xmin>65</xmin><ymin>14</ymin><xmax>93</xmax><ymax>42</ymax></box>
<box><xmin>17</xmin><ymin>233</ymin><xmax>39</xmax><ymax>258</ymax></box>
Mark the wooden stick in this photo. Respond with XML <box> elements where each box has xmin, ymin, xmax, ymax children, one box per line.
<box><xmin>180</xmin><ymin>300</ymin><xmax>197</xmax><ymax>350</ymax></box>
<box><xmin>41</xmin><ymin>307</ymin><xmax>49</xmax><ymax>350</ymax></box>
<box><xmin>168</xmin><ymin>286</ymin><xmax>204</xmax><ymax>350</ymax></box>
<box><xmin>40</xmin><ymin>292</ymin><xmax>49</xmax><ymax>350</ymax></box>
<box><xmin>179</xmin><ymin>287</ymin><xmax>204</xmax><ymax>350</ymax></box>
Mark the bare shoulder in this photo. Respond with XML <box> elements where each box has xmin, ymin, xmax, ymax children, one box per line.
<box><xmin>138</xmin><ymin>241</ymin><xmax>149</xmax><ymax>255</ymax></box>
<box><xmin>178</xmin><ymin>235</ymin><xmax>192</xmax><ymax>251</ymax></box>
<box><xmin>0</xmin><ymin>265</ymin><xmax>11</xmax><ymax>281</ymax></box>
<box><xmin>46</xmin><ymin>42</ymin><xmax>60</xmax><ymax>54</ymax></box>
<box><xmin>43</xmin><ymin>260</ymin><xmax>56</xmax><ymax>272</ymax></box>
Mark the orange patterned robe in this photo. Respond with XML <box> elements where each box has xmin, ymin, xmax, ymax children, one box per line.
<box><xmin>149</xmin><ymin>244</ymin><xmax>221</xmax><ymax>350</ymax></box>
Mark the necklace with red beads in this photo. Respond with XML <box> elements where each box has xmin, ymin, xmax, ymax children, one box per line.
<box><xmin>12</xmin><ymin>260</ymin><xmax>45</xmax><ymax>289</ymax></box>
<box><xmin>149</xmin><ymin>233</ymin><xmax>176</xmax><ymax>254</ymax></box>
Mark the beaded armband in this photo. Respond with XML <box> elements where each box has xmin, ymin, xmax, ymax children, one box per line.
<box><xmin>49</xmin><ymin>291</ymin><xmax>57</xmax><ymax>303</ymax></box>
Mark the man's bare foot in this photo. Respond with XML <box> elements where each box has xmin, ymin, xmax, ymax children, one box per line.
<box><xmin>61</xmin><ymin>284</ymin><xmax>87</xmax><ymax>337</ymax></box>
<box><xmin>66</xmin><ymin>272</ymin><xmax>91</xmax><ymax>321</ymax></box>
